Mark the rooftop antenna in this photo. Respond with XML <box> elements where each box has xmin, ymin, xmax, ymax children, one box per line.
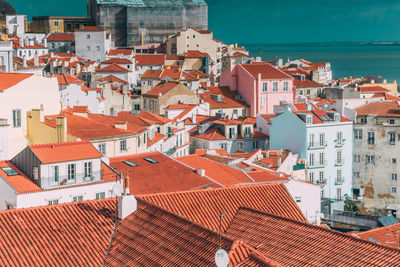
<box><xmin>218</xmin><ymin>211</ymin><xmax>226</xmax><ymax>248</ymax></box>
<box><xmin>215</xmin><ymin>211</ymin><xmax>228</xmax><ymax>267</ymax></box>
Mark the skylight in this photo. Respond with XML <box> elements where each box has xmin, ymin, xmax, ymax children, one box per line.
<box><xmin>123</xmin><ymin>161</ymin><xmax>138</xmax><ymax>167</ymax></box>
<box><xmin>144</xmin><ymin>157</ymin><xmax>159</xmax><ymax>164</ymax></box>
<box><xmin>1</xmin><ymin>167</ymin><xmax>19</xmax><ymax>176</ymax></box>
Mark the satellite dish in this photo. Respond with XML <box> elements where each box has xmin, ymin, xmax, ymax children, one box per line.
<box><xmin>112</xmin><ymin>182</ymin><xmax>123</xmax><ymax>197</ymax></box>
<box><xmin>215</xmin><ymin>249</ymin><xmax>229</xmax><ymax>267</ymax></box>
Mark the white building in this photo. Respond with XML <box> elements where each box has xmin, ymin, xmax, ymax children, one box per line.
<box><xmin>6</xmin><ymin>15</ymin><xmax>26</xmax><ymax>36</ymax></box>
<box><xmin>0</xmin><ymin>41</ymin><xmax>13</xmax><ymax>72</ymax></box>
<box><xmin>270</xmin><ymin>102</ymin><xmax>353</xmax><ymax>200</ymax></box>
<box><xmin>0</xmin><ymin>74</ymin><xmax>60</xmax><ymax>160</ymax></box>
<box><xmin>74</xmin><ymin>26</ymin><xmax>111</xmax><ymax>63</ymax></box>
<box><xmin>0</xmin><ymin>142</ymin><xmax>118</xmax><ymax>210</ymax></box>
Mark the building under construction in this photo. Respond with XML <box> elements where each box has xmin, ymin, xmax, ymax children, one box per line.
<box><xmin>88</xmin><ymin>0</ymin><xmax>208</xmax><ymax>47</ymax></box>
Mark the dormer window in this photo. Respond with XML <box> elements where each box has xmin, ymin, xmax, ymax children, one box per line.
<box><xmin>306</xmin><ymin>114</ymin><xmax>313</xmax><ymax>124</ymax></box>
<box><xmin>334</xmin><ymin>113</ymin><xmax>340</xmax><ymax>122</ymax></box>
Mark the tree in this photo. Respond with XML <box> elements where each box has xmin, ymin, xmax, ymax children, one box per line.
<box><xmin>0</xmin><ymin>0</ymin><xmax>16</xmax><ymax>17</ymax></box>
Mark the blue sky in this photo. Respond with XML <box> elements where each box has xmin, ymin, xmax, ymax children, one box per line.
<box><xmin>11</xmin><ymin>0</ymin><xmax>400</xmax><ymax>43</ymax></box>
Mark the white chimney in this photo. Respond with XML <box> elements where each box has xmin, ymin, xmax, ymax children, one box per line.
<box><xmin>118</xmin><ymin>174</ymin><xmax>137</xmax><ymax>219</ymax></box>
<box><xmin>22</xmin><ymin>56</ymin><xmax>27</xmax><ymax>68</ymax></box>
<box><xmin>76</xmin><ymin>63</ymin><xmax>81</xmax><ymax>74</ymax></box>
<box><xmin>196</xmin><ymin>169</ymin><xmax>205</xmax><ymax>176</ymax></box>
<box><xmin>34</xmin><ymin>51</ymin><xmax>39</xmax><ymax>67</ymax></box>
<box><xmin>192</xmin><ymin>113</ymin><xmax>196</xmax><ymax>124</ymax></box>
<box><xmin>43</xmin><ymin>38</ymin><xmax>47</xmax><ymax>47</ymax></box>
<box><xmin>277</xmin><ymin>157</ymin><xmax>282</xmax><ymax>168</ymax></box>
<box><xmin>19</xmin><ymin>37</ymin><xmax>24</xmax><ymax>48</ymax></box>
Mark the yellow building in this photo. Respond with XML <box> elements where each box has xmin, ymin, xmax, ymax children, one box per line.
<box><xmin>362</xmin><ymin>80</ymin><xmax>398</xmax><ymax>95</ymax></box>
<box><xmin>30</xmin><ymin>16</ymin><xmax>89</xmax><ymax>33</ymax></box>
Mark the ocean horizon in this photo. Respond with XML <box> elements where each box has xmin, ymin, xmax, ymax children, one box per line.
<box><xmin>245</xmin><ymin>43</ymin><xmax>400</xmax><ymax>83</ymax></box>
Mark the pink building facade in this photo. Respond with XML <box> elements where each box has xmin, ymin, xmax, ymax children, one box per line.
<box><xmin>220</xmin><ymin>63</ymin><xmax>294</xmax><ymax>116</ymax></box>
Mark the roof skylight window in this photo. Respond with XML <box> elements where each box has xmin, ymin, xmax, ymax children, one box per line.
<box><xmin>1</xmin><ymin>167</ymin><xmax>19</xmax><ymax>176</ymax></box>
<box><xmin>123</xmin><ymin>161</ymin><xmax>138</xmax><ymax>167</ymax></box>
<box><xmin>144</xmin><ymin>157</ymin><xmax>159</xmax><ymax>164</ymax></box>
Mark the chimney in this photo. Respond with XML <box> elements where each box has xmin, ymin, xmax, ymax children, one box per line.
<box><xmin>43</xmin><ymin>38</ymin><xmax>47</xmax><ymax>47</ymax></box>
<box><xmin>383</xmin><ymin>79</ymin><xmax>387</xmax><ymax>84</ymax></box>
<box><xmin>19</xmin><ymin>37</ymin><xmax>24</xmax><ymax>48</ymax></box>
<box><xmin>118</xmin><ymin>174</ymin><xmax>137</xmax><ymax>219</ymax></box>
<box><xmin>196</xmin><ymin>168</ymin><xmax>205</xmax><ymax>176</ymax></box>
<box><xmin>56</xmin><ymin>116</ymin><xmax>67</xmax><ymax>143</ymax></box>
<box><xmin>22</xmin><ymin>56</ymin><xmax>27</xmax><ymax>68</ymax></box>
<box><xmin>277</xmin><ymin>157</ymin><xmax>282</xmax><ymax>168</ymax></box>
<box><xmin>192</xmin><ymin>113</ymin><xmax>196</xmax><ymax>124</ymax></box>
<box><xmin>34</xmin><ymin>51</ymin><xmax>39</xmax><ymax>67</ymax></box>
<box><xmin>115</xmin><ymin>121</ymin><xmax>127</xmax><ymax>130</ymax></box>
<box><xmin>76</xmin><ymin>63</ymin><xmax>81</xmax><ymax>74</ymax></box>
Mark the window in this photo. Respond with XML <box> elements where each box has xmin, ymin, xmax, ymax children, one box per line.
<box><xmin>392</xmin><ymin>173</ymin><xmax>398</xmax><ymax>181</ymax></box>
<box><xmin>337</xmin><ymin>169</ymin><xmax>342</xmax><ymax>183</ymax></box>
<box><xmin>252</xmin><ymin>141</ymin><xmax>259</xmax><ymax>149</ymax></box>
<box><xmin>123</xmin><ymin>161</ymin><xmax>137</xmax><ymax>167</ymax></box>
<box><xmin>260</xmin><ymin>96</ymin><xmax>265</xmax><ymax>106</ymax></box>
<box><xmin>354</xmin><ymin>154</ymin><xmax>361</xmax><ymax>163</ymax></box>
<box><xmin>1</xmin><ymin>167</ymin><xmax>18</xmax><ymax>176</ymax></box>
<box><xmin>309</xmin><ymin>153</ymin><xmax>315</xmax><ymax>166</ymax></box>
<box><xmin>86</xmin><ymin>34</ymin><xmax>90</xmax><ymax>39</ymax></box>
<box><xmin>86</xmin><ymin>46</ymin><xmax>90</xmax><ymax>51</ymax></box>
<box><xmin>309</xmin><ymin>133</ymin><xmax>314</xmax><ymax>147</ymax></box>
<box><xmin>393</xmin><ymin>158</ymin><xmax>397</xmax><ymax>164</ymax></box>
<box><xmin>244</xmin><ymin>127</ymin><xmax>251</xmax><ymax>138</ymax></box>
<box><xmin>306</xmin><ymin>89</ymin><xmax>311</xmax><ymax>95</ymax></box>
<box><xmin>220</xmin><ymin>143</ymin><xmax>227</xmax><ymax>150</ymax></box>
<box><xmin>309</xmin><ymin>172</ymin><xmax>314</xmax><ymax>183</ymax></box>
<box><xmin>273</xmin><ymin>82</ymin><xmax>278</xmax><ymax>91</ymax></box>
<box><xmin>138</xmin><ymin>136</ymin><xmax>141</xmax><ymax>147</ymax></box>
<box><xmin>67</xmin><ymin>164</ymin><xmax>76</xmax><ymax>180</ymax></box>
<box><xmin>12</xmin><ymin>109</ymin><xmax>21</xmax><ymax>127</ymax></box>
<box><xmin>144</xmin><ymin>157</ymin><xmax>159</xmax><ymax>164</ymax></box>
<box><xmin>306</xmin><ymin>115</ymin><xmax>312</xmax><ymax>124</ymax></box>
<box><xmin>299</xmin><ymin>89</ymin><xmax>304</xmax><ymax>96</ymax></box>
<box><xmin>84</xmin><ymin>162</ymin><xmax>92</xmax><ymax>177</ymax></box>
<box><xmin>228</xmin><ymin>127</ymin><xmax>235</xmax><ymax>139</ymax></box>
<box><xmin>389</xmin><ymin>132</ymin><xmax>396</xmax><ymax>145</ymax></box>
<box><xmin>262</xmin><ymin>82</ymin><xmax>268</xmax><ymax>92</ymax></box>
<box><xmin>48</xmin><ymin>199</ymin><xmax>59</xmax><ymax>205</ymax></box>
<box><xmin>336</xmin><ymin>131</ymin><xmax>343</xmax><ymax>145</ymax></box>
<box><xmin>98</xmin><ymin>143</ymin><xmax>106</xmax><ymax>155</ymax></box>
<box><xmin>96</xmin><ymin>192</ymin><xmax>105</xmax><ymax>199</ymax></box>
<box><xmin>319</xmin><ymin>133</ymin><xmax>325</xmax><ymax>147</ymax></box>
<box><xmin>6</xmin><ymin>204</ymin><xmax>13</xmax><ymax>210</ymax></box>
<box><xmin>73</xmin><ymin>196</ymin><xmax>83</xmax><ymax>202</ymax></box>
<box><xmin>390</xmin><ymin>119</ymin><xmax>395</xmax><ymax>125</ymax></box>
<box><xmin>237</xmin><ymin>142</ymin><xmax>244</xmax><ymax>149</ymax></box>
<box><xmin>283</xmin><ymin>82</ymin><xmax>288</xmax><ymax>91</ymax></box>
<box><xmin>120</xmin><ymin>139</ymin><xmax>127</xmax><ymax>151</ymax></box>
<box><xmin>96</xmin><ymin>46</ymin><xmax>100</xmax><ymax>51</ymax></box>
<box><xmin>354</xmin><ymin>129</ymin><xmax>362</xmax><ymax>139</ymax></box>
<box><xmin>360</xmin><ymin>117</ymin><xmax>367</xmax><ymax>123</ymax></box>
<box><xmin>319</xmin><ymin>171</ymin><xmax>324</xmax><ymax>182</ymax></box>
<box><xmin>157</xmin><ymin>127</ymin><xmax>161</xmax><ymax>133</ymax></box>
<box><xmin>134</xmin><ymin>104</ymin><xmax>140</xmax><ymax>110</ymax></box>
<box><xmin>51</xmin><ymin>166</ymin><xmax>59</xmax><ymax>183</ymax></box>
<box><xmin>337</xmin><ymin>188</ymin><xmax>342</xmax><ymax>201</ymax></box>
<box><xmin>319</xmin><ymin>152</ymin><xmax>324</xmax><ymax>166</ymax></box>
<box><xmin>367</xmin><ymin>132</ymin><xmax>375</xmax><ymax>145</ymax></box>
<box><xmin>54</xmin><ymin>21</ymin><xmax>59</xmax><ymax>27</ymax></box>
<box><xmin>147</xmin><ymin>80</ymin><xmax>151</xmax><ymax>86</ymax></box>
<box><xmin>366</xmin><ymin>155</ymin><xmax>375</xmax><ymax>164</ymax></box>
<box><xmin>336</xmin><ymin>150</ymin><xmax>342</xmax><ymax>164</ymax></box>
<box><xmin>354</xmin><ymin>172</ymin><xmax>360</xmax><ymax>178</ymax></box>
<box><xmin>392</xmin><ymin>187</ymin><xmax>397</xmax><ymax>194</ymax></box>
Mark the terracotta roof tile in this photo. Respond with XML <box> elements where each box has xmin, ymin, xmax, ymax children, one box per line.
<box><xmin>101</xmin><ymin>58</ymin><xmax>132</xmax><ymax>65</ymax></box>
<box><xmin>356</xmin><ymin>101</ymin><xmax>400</xmax><ymax>117</ymax></box>
<box><xmin>201</xmin><ymin>86</ymin><xmax>248</xmax><ymax>109</ymax></box>
<box><xmin>356</xmin><ymin>223</ymin><xmax>400</xmax><ymax>249</ymax></box>
<box><xmin>47</xmin><ymin>33</ymin><xmax>74</xmax><ymax>42</ymax></box>
<box><xmin>74</xmin><ymin>26</ymin><xmax>104</xmax><ymax>31</ymax></box>
<box><xmin>0</xmin><ymin>73</ymin><xmax>33</xmax><ymax>91</ymax></box>
<box><xmin>185</xmin><ymin>50</ymin><xmax>210</xmax><ymax>58</ymax></box>
<box><xmin>0</xmin><ymin>161</ymin><xmax>41</xmax><ymax>193</ymax></box>
<box><xmin>225</xmin><ymin>207</ymin><xmax>400</xmax><ymax>266</ymax></box>
<box><xmin>0</xmin><ymin>198</ymin><xmax>116</xmax><ymax>266</ymax></box>
<box><xmin>29</xmin><ymin>141</ymin><xmax>102</xmax><ymax>164</ymax></box>
<box><xmin>109</xmin><ymin>152</ymin><xmax>220</xmax><ymax>195</ymax></box>
<box><xmin>144</xmin><ymin>81</ymin><xmax>179</xmax><ymax>96</ymax></box>
<box><xmin>107</xmin><ymin>49</ymin><xmax>133</xmax><ymax>56</ymax></box>
<box><xmin>241</xmin><ymin>63</ymin><xmax>293</xmax><ymax>80</ymax></box>
<box><xmin>55</xmin><ymin>74</ymin><xmax>85</xmax><ymax>85</ymax></box>
<box><xmin>192</xmin><ymin>127</ymin><xmax>227</xmax><ymax>140</ymax></box>
<box><xmin>97</xmin><ymin>63</ymin><xmax>131</xmax><ymax>73</ymax></box>
<box><xmin>96</xmin><ymin>74</ymin><xmax>129</xmax><ymax>84</ymax></box>
<box><xmin>359</xmin><ymin>86</ymin><xmax>390</xmax><ymax>93</ymax></box>
<box><xmin>139</xmin><ymin>183</ymin><xmax>306</xmax><ymax>232</ymax></box>
<box><xmin>371</xmin><ymin>93</ymin><xmax>400</xmax><ymax>101</ymax></box>
<box><xmin>135</xmin><ymin>54</ymin><xmax>165</xmax><ymax>66</ymax></box>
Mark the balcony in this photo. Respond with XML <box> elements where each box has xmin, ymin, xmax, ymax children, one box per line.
<box><xmin>334</xmin><ymin>139</ymin><xmax>346</xmax><ymax>147</ymax></box>
<box><xmin>315</xmin><ymin>179</ymin><xmax>327</xmax><ymax>185</ymax></box>
<box><xmin>41</xmin><ymin>171</ymin><xmax>102</xmax><ymax>188</ymax></box>
<box><xmin>308</xmin><ymin>142</ymin><xmax>327</xmax><ymax>150</ymax></box>
<box><xmin>165</xmin><ymin>146</ymin><xmax>177</xmax><ymax>156</ymax></box>
<box><xmin>308</xmin><ymin>161</ymin><xmax>327</xmax><ymax>169</ymax></box>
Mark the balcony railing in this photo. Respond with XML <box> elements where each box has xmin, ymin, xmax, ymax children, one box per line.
<box><xmin>165</xmin><ymin>146</ymin><xmax>177</xmax><ymax>156</ymax></box>
<box><xmin>334</xmin><ymin>139</ymin><xmax>346</xmax><ymax>147</ymax></box>
<box><xmin>335</xmin><ymin>177</ymin><xmax>345</xmax><ymax>185</ymax></box>
<box><xmin>335</xmin><ymin>159</ymin><xmax>345</xmax><ymax>166</ymax></box>
<box><xmin>41</xmin><ymin>171</ymin><xmax>102</xmax><ymax>188</ymax></box>
<box><xmin>315</xmin><ymin>179</ymin><xmax>327</xmax><ymax>185</ymax></box>
<box><xmin>308</xmin><ymin>161</ymin><xmax>327</xmax><ymax>169</ymax></box>
<box><xmin>308</xmin><ymin>142</ymin><xmax>327</xmax><ymax>150</ymax></box>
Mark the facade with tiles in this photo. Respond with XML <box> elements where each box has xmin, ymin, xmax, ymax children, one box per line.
<box><xmin>270</xmin><ymin>105</ymin><xmax>353</xmax><ymax>200</ymax></box>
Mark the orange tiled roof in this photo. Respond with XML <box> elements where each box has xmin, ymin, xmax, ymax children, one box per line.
<box><xmin>177</xmin><ymin>155</ymin><xmax>255</xmax><ymax>186</ymax></box>
<box><xmin>96</xmin><ymin>74</ymin><xmax>129</xmax><ymax>84</ymax></box>
<box><xmin>55</xmin><ymin>74</ymin><xmax>85</xmax><ymax>85</ymax></box>
<box><xmin>109</xmin><ymin>152</ymin><xmax>220</xmax><ymax>195</ymax></box>
<box><xmin>135</xmin><ymin>54</ymin><xmax>165</xmax><ymax>66</ymax></box>
<box><xmin>356</xmin><ymin>101</ymin><xmax>400</xmax><ymax>117</ymax></box>
<box><xmin>101</xmin><ymin>58</ymin><xmax>132</xmax><ymax>65</ymax></box>
<box><xmin>189</xmin><ymin>69</ymin><xmax>209</xmax><ymax>78</ymax></box>
<box><xmin>0</xmin><ymin>198</ymin><xmax>116</xmax><ymax>266</ymax></box>
<box><xmin>0</xmin><ymin>161</ymin><xmax>41</xmax><ymax>193</ymax></box>
<box><xmin>47</xmin><ymin>33</ymin><xmax>74</xmax><ymax>42</ymax></box>
<box><xmin>192</xmin><ymin>127</ymin><xmax>227</xmax><ymax>140</ymax></box>
<box><xmin>185</xmin><ymin>50</ymin><xmax>210</xmax><ymax>58</ymax></box>
<box><xmin>201</xmin><ymin>86</ymin><xmax>248</xmax><ymax>109</ymax></box>
<box><xmin>225</xmin><ymin>207</ymin><xmax>400</xmax><ymax>266</ymax></box>
<box><xmin>359</xmin><ymin>86</ymin><xmax>390</xmax><ymax>93</ymax></box>
<box><xmin>29</xmin><ymin>141</ymin><xmax>102</xmax><ymax>164</ymax></box>
<box><xmin>108</xmin><ymin>48</ymin><xmax>133</xmax><ymax>56</ymax></box>
<box><xmin>144</xmin><ymin>81</ymin><xmax>179</xmax><ymax>96</ymax></box>
<box><xmin>104</xmin><ymin>199</ymin><xmax>268</xmax><ymax>266</ymax></box>
<box><xmin>259</xmin><ymin>114</ymin><xmax>277</xmax><ymax>123</ymax></box>
<box><xmin>241</xmin><ymin>63</ymin><xmax>293</xmax><ymax>80</ymax></box>
<box><xmin>356</xmin><ymin>223</ymin><xmax>400</xmax><ymax>249</ymax></box>
<box><xmin>293</xmin><ymin>77</ymin><xmax>324</xmax><ymax>88</ymax></box>
<box><xmin>0</xmin><ymin>73</ymin><xmax>33</xmax><ymax>91</ymax></box>
<box><xmin>371</xmin><ymin>93</ymin><xmax>400</xmax><ymax>101</ymax></box>
<box><xmin>194</xmin><ymin>148</ymin><xmax>229</xmax><ymax>156</ymax></box>
<box><xmin>97</xmin><ymin>63</ymin><xmax>131</xmax><ymax>73</ymax></box>
<box><xmin>74</xmin><ymin>26</ymin><xmax>104</xmax><ymax>31</ymax></box>
<box><xmin>139</xmin><ymin>183</ymin><xmax>306</xmax><ymax>232</ymax></box>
